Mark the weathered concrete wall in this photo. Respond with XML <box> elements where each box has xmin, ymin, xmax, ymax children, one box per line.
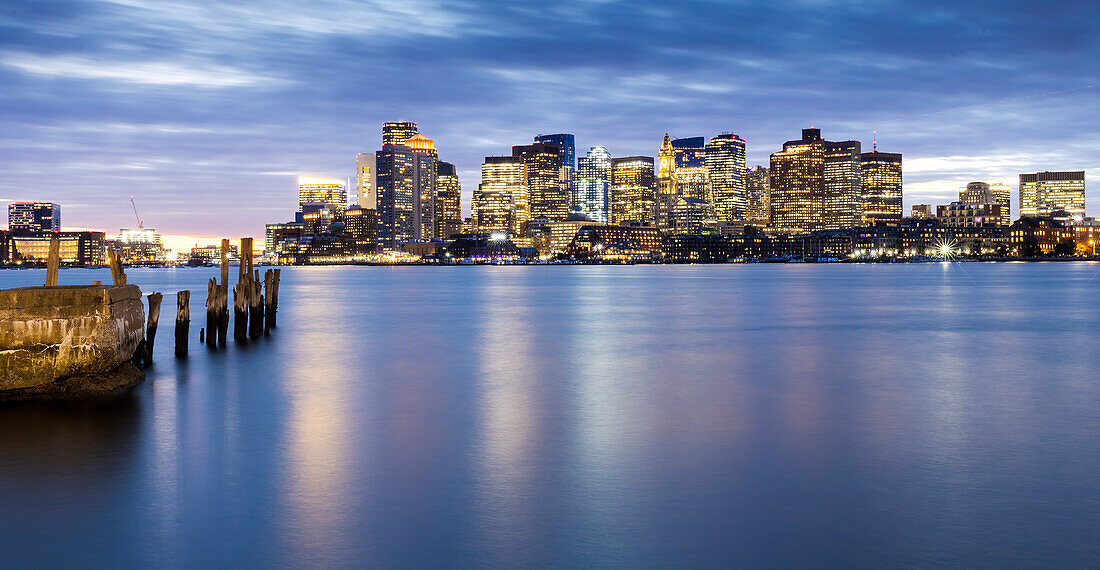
<box><xmin>0</xmin><ymin>285</ymin><xmax>145</xmax><ymax>394</ymax></box>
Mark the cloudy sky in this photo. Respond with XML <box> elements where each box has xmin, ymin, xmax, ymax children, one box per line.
<box><xmin>1</xmin><ymin>0</ymin><xmax>1097</xmax><ymax>248</ymax></box>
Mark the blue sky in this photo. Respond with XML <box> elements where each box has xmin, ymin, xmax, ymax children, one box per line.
<box><xmin>1</xmin><ymin>0</ymin><xmax>1097</xmax><ymax>246</ymax></box>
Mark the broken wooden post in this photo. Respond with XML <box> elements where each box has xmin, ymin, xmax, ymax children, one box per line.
<box><xmin>248</xmin><ymin>268</ymin><xmax>263</xmax><ymax>339</ymax></box>
<box><xmin>175</xmin><ymin>290</ymin><xmax>190</xmax><ymax>357</ymax></box>
<box><xmin>144</xmin><ymin>292</ymin><xmax>162</xmax><ymax>364</ymax></box>
<box><xmin>264</xmin><ymin>269</ymin><xmax>274</xmax><ymax>334</ymax></box>
<box><xmin>217</xmin><ymin>281</ymin><xmax>229</xmax><ymax>346</ymax></box>
<box><xmin>220</xmin><ymin>238</ymin><xmax>230</xmax><ymax>293</ymax></box>
<box><xmin>233</xmin><ymin>282</ymin><xmax>248</xmax><ymax>343</ymax></box>
<box><xmin>108</xmin><ymin>249</ymin><xmax>127</xmax><ymax>285</ymax></box>
<box><xmin>205</xmin><ymin>278</ymin><xmax>218</xmax><ymax>347</ymax></box>
<box><xmin>200</xmin><ymin>328</ymin><xmax>205</xmax><ymax>343</ymax></box>
<box><xmin>45</xmin><ymin>235</ymin><xmax>60</xmax><ymax>287</ymax></box>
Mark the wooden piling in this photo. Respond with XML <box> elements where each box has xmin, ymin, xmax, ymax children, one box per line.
<box><xmin>145</xmin><ymin>292</ymin><xmax>162</xmax><ymax>364</ymax></box>
<box><xmin>45</xmin><ymin>235</ymin><xmax>60</xmax><ymax>287</ymax></box>
<box><xmin>263</xmin><ymin>269</ymin><xmax>274</xmax><ymax>334</ymax></box>
<box><xmin>205</xmin><ymin>278</ymin><xmax>218</xmax><ymax>347</ymax></box>
<box><xmin>247</xmin><ymin>269</ymin><xmax>262</xmax><ymax>339</ymax></box>
<box><xmin>271</xmin><ymin>268</ymin><xmax>281</xmax><ymax>328</ymax></box>
<box><xmin>233</xmin><ymin>283</ymin><xmax>248</xmax><ymax>343</ymax></box>
<box><xmin>175</xmin><ymin>290</ymin><xmax>190</xmax><ymax>357</ymax></box>
<box><xmin>218</xmin><ymin>239</ymin><xmax>230</xmax><ymax>345</ymax></box>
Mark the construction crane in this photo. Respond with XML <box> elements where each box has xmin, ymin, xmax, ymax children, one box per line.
<box><xmin>130</xmin><ymin>195</ymin><xmax>144</xmax><ymax>229</ymax></box>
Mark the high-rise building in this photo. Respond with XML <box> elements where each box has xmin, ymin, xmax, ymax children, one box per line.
<box><xmin>575</xmin><ymin>146</ymin><xmax>612</xmax><ymax>224</ymax></box>
<box><xmin>381</xmin><ymin>121</ymin><xmax>418</xmax><ymax>146</ymax></box>
<box><xmin>436</xmin><ymin>161</ymin><xmax>463</xmax><ymax>238</ymax></box>
<box><xmin>298</xmin><ymin>176</ymin><xmax>347</xmax><ymax>213</ymax></box>
<box><xmin>1019</xmin><ymin>171</ymin><xmax>1085</xmax><ymax>218</ymax></box>
<box><xmin>535</xmin><ymin>134</ymin><xmax>576</xmax><ymax>193</ymax></box>
<box><xmin>356</xmin><ymin>153</ymin><xmax>376</xmax><ymax>209</ymax></box>
<box><xmin>705</xmin><ymin>134</ymin><xmax>747</xmax><ymax>222</ymax></box>
<box><xmin>823</xmin><ymin>139</ymin><xmax>862</xmax><ymax>230</ymax></box>
<box><xmin>668</xmin><ymin>197</ymin><xmax>718</xmax><ymax>236</ymax></box>
<box><xmin>959</xmin><ymin>181</ymin><xmax>1011</xmax><ymax>226</ymax></box>
<box><xmin>512</xmin><ymin>142</ymin><xmax>567</xmax><ymax>224</ymax></box>
<box><xmin>8</xmin><ymin>202</ymin><xmax>60</xmax><ymax>232</ymax></box>
<box><xmin>342</xmin><ymin>205</ymin><xmax>379</xmax><ymax>254</ymax></box>
<box><xmin>611</xmin><ymin>156</ymin><xmax>655</xmax><ymax>225</ymax></box>
<box><xmin>860</xmin><ymin>151</ymin><xmax>903</xmax><ymax>224</ymax></box>
<box><xmin>770</xmin><ymin>128</ymin><xmax>864</xmax><ymax>232</ymax></box>
<box><xmin>672</xmin><ymin>137</ymin><xmax>709</xmax><ymax>201</ymax></box>
<box><xmin>375</xmin><ymin>134</ymin><xmax>437</xmax><ymax>249</ymax></box>
<box><xmin>744</xmin><ymin>166</ymin><xmax>769</xmax><ymax>225</ymax></box>
<box><xmin>474</xmin><ymin>156</ymin><xmax>528</xmax><ymax>235</ymax></box>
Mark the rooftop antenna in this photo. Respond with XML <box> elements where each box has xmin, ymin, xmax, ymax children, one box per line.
<box><xmin>873</xmin><ymin>130</ymin><xmax>878</xmax><ymax>152</ymax></box>
<box><xmin>129</xmin><ymin>195</ymin><xmax>144</xmax><ymax>229</ymax></box>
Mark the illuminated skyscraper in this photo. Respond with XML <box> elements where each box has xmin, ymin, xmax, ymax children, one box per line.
<box><xmin>382</xmin><ymin>121</ymin><xmax>418</xmax><ymax>146</ymax></box>
<box><xmin>860</xmin><ymin>150</ymin><xmax>903</xmax><ymax>224</ymax></box>
<box><xmin>512</xmin><ymin>142</ymin><xmax>567</xmax><ymax>223</ymax></box>
<box><xmin>611</xmin><ymin>156</ymin><xmax>655</xmax><ymax>225</ymax></box>
<box><xmin>668</xmin><ymin>197</ymin><xmax>718</xmax><ymax>236</ymax></box>
<box><xmin>355</xmin><ymin>153</ymin><xmax>376</xmax><ymax>209</ymax></box>
<box><xmin>959</xmin><ymin>181</ymin><xmax>1011</xmax><ymax>226</ymax></box>
<box><xmin>672</xmin><ymin>137</ymin><xmax>709</xmax><ymax>201</ymax></box>
<box><xmin>376</xmin><ymin>133</ymin><xmax>437</xmax><ymax>249</ymax></box>
<box><xmin>436</xmin><ymin>161</ymin><xmax>463</xmax><ymax>238</ymax></box>
<box><xmin>298</xmin><ymin>176</ymin><xmax>347</xmax><ymax>213</ymax></box>
<box><xmin>474</xmin><ymin>156</ymin><xmax>528</xmax><ymax>235</ymax></box>
<box><xmin>575</xmin><ymin>146</ymin><xmax>612</xmax><ymax>224</ymax></box>
<box><xmin>705</xmin><ymin>134</ymin><xmax>747</xmax><ymax>221</ymax></box>
<box><xmin>744</xmin><ymin>166</ymin><xmax>769</xmax><ymax>225</ymax></box>
<box><xmin>535</xmin><ymin>134</ymin><xmax>575</xmax><ymax>192</ymax></box>
<box><xmin>770</xmin><ymin>128</ymin><xmax>863</xmax><ymax>232</ymax></box>
<box><xmin>1019</xmin><ymin>171</ymin><xmax>1085</xmax><ymax>217</ymax></box>
<box><xmin>824</xmin><ymin>139</ymin><xmax>861</xmax><ymax>230</ymax></box>
<box><xmin>8</xmin><ymin>202</ymin><xmax>60</xmax><ymax>232</ymax></box>
<box><xmin>770</xmin><ymin>129</ymin><xmax>825</xmax><ymax>232</ymax></box>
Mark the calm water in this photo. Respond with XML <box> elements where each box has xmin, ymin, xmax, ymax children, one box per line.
<box><xmin>1</xmin><ymin>263</ymin><xmax>1099</xmax><ymax>567</ymax></box>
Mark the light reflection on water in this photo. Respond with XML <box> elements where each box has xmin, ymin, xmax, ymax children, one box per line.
<box><xmin>0</xmin><ymin>263</ymin><xmax>1099</xmax><ymax>567</ymax></box>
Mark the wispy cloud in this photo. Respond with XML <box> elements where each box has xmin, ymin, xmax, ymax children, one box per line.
<box><xmin>1</xmin><ymin>52</ymin><xmax>279</xmax><ymax>87</ymax></box>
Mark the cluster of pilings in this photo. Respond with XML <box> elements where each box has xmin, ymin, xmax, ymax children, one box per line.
<box><xmin>83</xmin><ymin>237</ymin><xmax>282</xmax><ymax>366</ymax></box>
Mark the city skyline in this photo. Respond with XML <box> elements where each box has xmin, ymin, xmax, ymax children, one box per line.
<box><xmin>1</xmin><ymin>1</ymin><xmax>1098</xmax><ymax>248</ymax></box>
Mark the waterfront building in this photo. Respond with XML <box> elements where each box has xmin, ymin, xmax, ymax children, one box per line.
<box><xmin>376</xmin><ymin>135</ymin><xmax>437</xmax><ymax>248</ymax></box>
<box><xmin>655</xmin><ymin>133</ymin><xmax>678</xmax><ymax>230</ymax></box>
<box><xmin>436</xmin><ymin>161</ymin><xmax>463</xmax><ymax>239</ymax></box>
<box><xmin>668</xmin><ymin>196</ymin><xmax>719</xmax><ymax>236</ymax></box>
<box><xmin>673</xmin><ymin>137</ymin><xmax>709</xmax><ymax>201</ymax></box>
<box><xmin>610</xmin><ymin>156</ymin><xmax>655</xmax><ymax>225</ymax></box>
<box><xmin>860</xmin><ymin>151</ymin><xmax>902</xmax><ymax>224</ymax></box>
<box><xmin>770</xmin><ymin>128</ymin><xmax>863</xmax><ymax>232</ymax></box>
<box><xmin>8</xmin><ymin>202</ymin><xmax>60</xmax><ymax>232</ymax></box>
<box><xmin>356</xmin><ymin>153</ymin><xmax>376</xmax><ymax>209</ymax></box>
<box><xmin>446</xmin><ymin>234</ymin><xmax>523</xmax><ymax>261</ymax></box>
<box><xmin>1019</xmin><ymin>171</ymin><xmax>1085</xmax><ymax>218</ymax></box>
<box><xmin>910</xmin><ymin>204</ymin><xmax>934</xmax><ymax>219</ymax></box>
<box><xmin>744</xmin><ymin>166</ymin><xmax>770</xmax><ymax>225</ymax></box>
<box><xmin>1009</xmin><ymin>217</ymin><xmax>1075</xmax><ymax>256</ymax></box>
<box><xmin>474</xmin><ymin>156</ymin><xmax>528</xmax><ymax>235</ymax></box>
<box><xmin>381</xmin><ymin>121</ymin><xmax>418</xmax><ymax>146</ymax></box>
<box><xmin>3</xmin><ymin>231</ymin><xmax>105</xmax><ymax>266</ymax></box>
<box><xmin>937</xmin><ymin>202</ymin><xmax>1007</xmax><ymax>227</ymax></box>
<box><xmin>266</xmin><ymin>222</ymin><xmax>304</xmax><ymax>254</ymax></box>
<box><xmin>298</xmin><ymin>176</ymin><xmax>347</xmax><ymax>213</ymax></box>
<box><xmin>575</xmin><ymin>146</ymin><xmax>612</xmax><ymax>224</ymax></box>
<box><xmin>535</xmin><ymin>134</ymin><xmax>576</xmax><ymax>192</ymax></box>
<box><xmin>513</xmin><ymin>142</ymin><xmax>567</xmax><ymax>223</ymax></box>
<box><xmin>705</xmin><ymin>134</ymin><xmax>747</xmax><ymax>221</ymax></box>
<box><xmin>959</xmin><ymin>181</ymin><xmax>1011</xmax><ymax>225</ymax></box>
<box><xmin>566</xmin><ymin>225</ymin><xmax>664</xmax><ymax>261</ymax></box>
<box><xmin>343</xmin><ymin>205</ymin><xmax>379</xmax><ymax>254</ymax></box>
<box><xmin>548</xmin><ymin>208</ymin><xmax>597</xmax><ymax>255</ymax></box>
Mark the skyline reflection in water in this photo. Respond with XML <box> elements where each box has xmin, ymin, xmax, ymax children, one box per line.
<box><xmin>1</xmin><ymin>263</ymin><xmax>1099</xmax><ymax>567</ymax></box>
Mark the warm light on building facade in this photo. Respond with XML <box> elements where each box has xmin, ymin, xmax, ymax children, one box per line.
<box><xmin>474</xmin><ymin>156</ymin><xmax>528</xmax><ymax>235</ymax></box>
<box><xmin>1019</xmin><ymin>171</ymin><xmax>1085</xmax><ymax>218</ymax></box>
<box><xmin>705</xmin><ymin>134</ymin><xmax>746</xmax><ymax>222</ymax></box>
<box><xmin>860</xmin><ymin>151</ymin><xmax>903</xmax><ymax>224</ymax></box>
<box><xmin>298</xmin><ymin>176</ymin><xmax>347</xmax><ymax>213</ymax></box>
<box><xmin>610</xmin><ymin>156</ymin><xmax>655</xmax><ymax>225</ymax></box>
